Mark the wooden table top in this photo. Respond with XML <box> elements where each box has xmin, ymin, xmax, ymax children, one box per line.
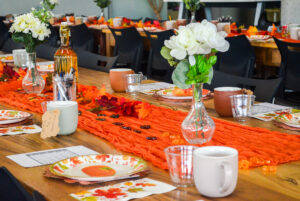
<box><xmin>0</xmin><ymin>67</ymin><xmax>300</xmax><ymax>201</ymax></box>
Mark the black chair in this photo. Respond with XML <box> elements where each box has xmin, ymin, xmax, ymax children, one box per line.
<box><xmin>214</xmin><ymin>35</ymin><xmax>255</xmax><ymax>78</ymax></box>
<box><xmin>44</xmin><ymin>24</ymin><xmax>59</xmax><ymax>48</ymax></box>
<box><xmin>144</xmin><ymin>29</ymin><xmax>175</xmax><ymax>83</ymax></box>
<box><xmin>36</xmin><ymin>44</ymin><xmax>57</xmax><ymax>60</ymax></box>
<box><xmin>0</xmin><ymin>20</ymin><xmax>9</xmax><ymax>49</ymax></box>
<box><xmin>76</xmin><ymin>48</ymin><xmax>118</xmax><ymax>72</ymax></box>
<box><xmin>70</xmin><ymin>24</ymin><xmax>95</xmax><ymax>53</ymax></box>
<box><xmin>130</xmin><ymin>18</ymin><xmax>142</xmax><ymax>22</ymax></box>
<box><xmin>143</xmin><ymin>17</ymin><xmax>166</xmax><ymax>23</ymax></box>
<box><xmin>0</xmin><ymin>166</ymin><xmax>46</xmax><ymax>201</ymax></box>
<box><xmin>206</xmin><ymin>70</ymin><xmax>282</xmax><ymax>102</ymax></box>
<box><xmin>109</xmin><ymin>26</ymin><xmax>144</xmax><ymax>72</ymax></box>
<box><xmin>274</xmin><ymin>37</ymin><xmax>300</xmax><ymax>104</ymax></box>
<box><xmin>1</xmin><ymin>38</ymin><xmax>24</xmax><ymax>52</ymax></box>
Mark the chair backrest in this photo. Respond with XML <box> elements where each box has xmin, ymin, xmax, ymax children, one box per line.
<box><xmin>130</xmin><ymin>18</ymin><xmax>142</xmax><ymax>22</ymax></box>
<box><xmin>109</xmin><ymin>27</ymin><xmax>144</xmax><ymax>72</ymax></box>
<box><xmin>0</xmin><ymin>20</ymin><xmax>9</xmax><ymax>49</ymax></box>
<box><xmin>1</xmin><ymin>38</ymin><xmax>24</xmax><ymax>52</ymax></box>
<box><xmin>206</xmin><ymin>70</ymin><xmax>282</xmax><ymax>102</ymax></box>
<box><xmin>273</xmin><ymin>37</ymin><xmax>300</xmax><ymax>91</ymax></box>
<box><xmin>144</xmin><ymin>29</ymin><xmax>174</xmax><ymax>82</ymax></box>
<box><xmin>0</xmin><ymin>167</ymin><xmax>33</xmax><ymax>201</ymax></box>
<box><xmin>70</xmin><ymin>24</ymin><xmax>95</xmax><ymax>52</ymax></box>
<box><xmin>44</xmin><ymin>24</ymin><xmax>59</xmax><ymax>47</ymax></box>
<box><xmin>76</xmin><ymin>48</ymin><xmax>118</xmax><ymax>72</ymax></box>
<box><xmin>215</xmin><ymin>35</ymin><xmax>255</xmax><ymax>78</ymax></box>
<box><xmin>36</xmin><ymin>44</ymin><xmax>57</xmax><ymax>60</ymax></box>
<box><xmin>143</xmin><ymin>17</ymin><xmax>166</xmax><ymax>23</ymax></box>
<box><xmin>145</xmin><ymin>29</ymin><xmax>174</xmax><ymax>70</ymax></box>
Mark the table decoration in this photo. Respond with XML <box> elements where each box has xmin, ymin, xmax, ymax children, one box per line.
<box><xmin>94</xmin><ymin>0</ymin><xmax>111</xmax><ymax>20</ymax></box>
<box><xmin>183</xmin><ymin>0</ymin><xmax>204</xmax><ymax>23</ymax></box>
<box><xmin>161</xmin><ymin>20</ymin><xmax>229</xmax><ymax>144</ymax></box>
<box><xmin>3</xmin><ymin>72</ymin><xmax>300</xmax><ymax>171</ymax></box>
<box><xmin>9</xmin><ymin>0</ymin><xmax>58</xmax><ymax>94</ymax></box>
<box><xmin>49</xmin><ymin>154</ymin><xmax>148</xmax><ymax>182</ymax></box>
<box><xmin>0</xmin><ymin>125</ymin><xmax>41</xmax><ymax>136</ymax></box>
<box><xmin>54</xmin><ymin>22</ymin><xmax>78</xmax><ymax>101</ymax></box>
<box><xmin>70</xmin><ymin>178</ymin><xmax>176</xmax><ymax>201</ymax></box>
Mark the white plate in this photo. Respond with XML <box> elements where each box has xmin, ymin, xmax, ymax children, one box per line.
<box><xmin>0</xmin><ymin>117</ymin><xmax>28</xmax><ymax>125</ymax></box>
<box><xmin>49</xmin><ymin>154</ymin><xmax>148</xmax><ymax>182</ymax></box>
<box><xmin>157</xmin><ymin>89</ymin><xmax>192</xmax><ymax>100</ymax></box>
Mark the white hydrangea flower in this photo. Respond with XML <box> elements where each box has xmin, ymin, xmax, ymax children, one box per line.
<box><xmin>49</xmin><ymin>0</ymin><xmax>59</xmax><ymax>5</ymax></box>
<box><xmin>9</xmin><ymin>13</ymin><xmax>50</xmax><ymax>41</ymax></box>
<box><xmin>164</xmin><ymin>19</ymin><xmax>230</xmax><ymax>61</ymax></box>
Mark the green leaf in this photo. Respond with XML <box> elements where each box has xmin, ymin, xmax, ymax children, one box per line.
<box><xmin>160</xmin><ymin>46</ymin><xmax>173</xmax><ymax>60</ymax></box>
<box><xmin>208</xmin><ymin>56</ymin><xmax>217</xmax><ymax>66</ymax></box>
<box><xmin>172</xmin><ymin>60</ymin><xmax>190</xmax><ymax>89</ymax></box>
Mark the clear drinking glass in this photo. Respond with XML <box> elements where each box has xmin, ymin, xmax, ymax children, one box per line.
<box><xmin>124</xmin><ymin>73</ymin><xmax>145</xmax><ymax>94</ymax></box>
<box><xmin>230</xmin><ymin>94</ymin><xmax>256</xmax><ymax>122</ymax></box>
<box><xmin>13</xmin><ymin>49</ymin><xmax>27</xmax><ymax>68</ymax></box>
<box><xmin>164</xmin><ymin>145</ymin><xmax>198</xmax><ymax>187</ymax></box>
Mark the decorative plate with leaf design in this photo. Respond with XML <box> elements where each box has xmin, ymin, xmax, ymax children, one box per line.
<box><xmin>0</xmin><ymin>110</ymin><xmax>31</xmax><ymax>124</ymax></box>
<box><xmin>49</xmin><ymin>154</ymin><xmax>148</xmax><ymax>181</ymax></box>
<box><xmin>275</xmin><ymin>110</ymin><xmax>300</xmax><ymax>128</ymax></box>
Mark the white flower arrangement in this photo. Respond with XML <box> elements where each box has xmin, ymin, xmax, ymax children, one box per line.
<box><xmin>161</xmin><ymin>20</ymin><xmax>229</xmax><ymax>88</ymax></box>
<box><xmin>9</xmin><ymin>0</ymin><xmax>58</xmax><ymax>52</ymax></box>
<box><xmin>49</xmin><ymin>0</ymin><xmax>59</xmax><ymax>5</ymax></box>
<box><xmin>164</xmin><ymin>20</ymin><xmax>229</xmax><ymax>63</ymax></box>
<box><xmin>9</xmin><ymin>13</ymin><xmax>51</xmax><ymax>41</ymax></box>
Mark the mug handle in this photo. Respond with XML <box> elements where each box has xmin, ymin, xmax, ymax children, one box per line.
<box><xmin>219</xmin><ymin>161</ymin><xmax>233</xmax><ymax>193</ymax></box>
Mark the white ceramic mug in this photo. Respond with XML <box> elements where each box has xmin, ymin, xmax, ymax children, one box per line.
<box><xmin>217</xmin><ymin>22</ymin><xmax>230</xmax><ymax>32</ymax></box>
<box><xmin>288</xmin><ymin>24</ymin><xmax>300</xmax><ymax>35</ymax></box>
<box><xmin>290</xmin><ymin>27</ymin><xmax>300</xmax><ymax>40</ymax></box>
<box><xmin>193</xmin><ymin>146</ymin><xmax>238</xmax><ymax>198</ymax></box>
<box><xmin>42</xmin><ymin>101</ymin><xmax>78</xmax><ymax>135</ymax></box>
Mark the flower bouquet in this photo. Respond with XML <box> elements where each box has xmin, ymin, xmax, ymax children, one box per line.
<box><xmin>161</xmin><ymin>20</ymin><xmax>229</xmax><ymax>144</ymax></box>
<box><xmin>9</xmin><ymin>0</ymin><xmax>58</xmax><ymax>94</ymax></box>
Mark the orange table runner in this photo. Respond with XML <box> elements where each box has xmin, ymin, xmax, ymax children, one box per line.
<box><xmin>0</xmin><ymin>80</ymin><xmax>300</xmax><ymax>171</ymax></box>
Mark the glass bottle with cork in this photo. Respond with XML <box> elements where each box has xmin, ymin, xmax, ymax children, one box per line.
<box><xmin>54</xmin><ymin>22</ymin><xmax>78</xmax><ymax>101</ymax></box>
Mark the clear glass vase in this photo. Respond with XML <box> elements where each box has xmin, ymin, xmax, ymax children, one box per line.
<box><xmin>190</xmin><ymin>11</ymin><xmax>196</xmax><ymax>23</ymax></box>
<box><xmin>181</xmin><ymin>83</ymin><xmax>215</xmax><ymax>144</ymax></box>
<box><xmin>22</xmin><ymin>52</ymin><xmax>45</xmax><ymax>94</ymax></box>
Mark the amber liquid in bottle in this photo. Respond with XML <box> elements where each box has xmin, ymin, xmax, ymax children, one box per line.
<box><xmin>54</xmin><ymin>22</ymin><xmax>78</xmax><ymax>101</ymax></box>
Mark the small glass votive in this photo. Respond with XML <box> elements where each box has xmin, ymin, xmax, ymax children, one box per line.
<box><xmin>164</xmin><ymin>145</ymin><xmax>198</xmax><ymax>187</ymax></box>
<box><xmin>124</xmin><ymin>74</ymin><xmax>143</xmax><ymax>94</ymax></box>
<box><xmin>13</xmin><ymin>49</ymin><xmax>27</xmax><ymax>68</ymax></box>
<box><xmin>230</xmin><ymin>94</ymin><xmax>255</xmax><ymax>122</ymax></box>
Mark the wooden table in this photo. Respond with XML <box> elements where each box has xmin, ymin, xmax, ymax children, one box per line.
<box><xmin>0</xmin><ymin>66</ymin><xmax>300</xmax><ymax>201</ymax></box>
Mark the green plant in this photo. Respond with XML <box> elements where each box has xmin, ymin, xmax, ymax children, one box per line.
<box><xmin>94</xmin><ymin>0</ymin><xmax>111</xmax><ymax>8</ymax></box>
<box><xmin>183</xmin><ymin>0</ymin><xmax>204</xmax><ymax>12</ymax></box>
